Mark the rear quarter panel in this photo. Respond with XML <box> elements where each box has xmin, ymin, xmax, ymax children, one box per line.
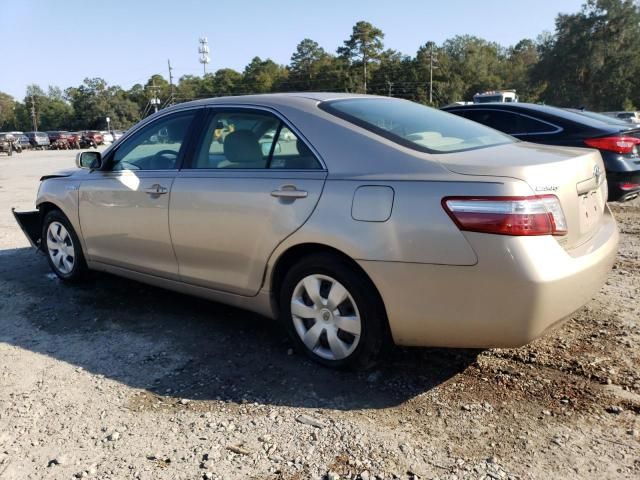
<box><xmin>267</xmin><ymin>175</ymin><xmax>535</xmax><ymax>269</ymax></box>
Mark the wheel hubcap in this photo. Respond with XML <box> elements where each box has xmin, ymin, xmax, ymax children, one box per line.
<box><xmin>46</xmin><ymin>221</ymin><xmax>75</xmax><ymax>274</ymax></box>
<box><xmin>291</xmin><ymin>274</ymin><xmax>361</xmax><ymax>361</ymax></box>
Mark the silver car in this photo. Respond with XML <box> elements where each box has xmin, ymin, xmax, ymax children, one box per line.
<box><xmin>13</xmin><ymin>93</ymin><xmax>618</xmax><ymax>368</ymax></box>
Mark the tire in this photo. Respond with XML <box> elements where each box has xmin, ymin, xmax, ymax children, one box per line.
<box><xmin>279</xmin><ymin>253</ymin><xmax>388</xmax><ymax>369</ymax></box>
<box><xmin>42</xmin><ymin>210</ymin><xmax>87</xmax><ymax>281</ymax></box>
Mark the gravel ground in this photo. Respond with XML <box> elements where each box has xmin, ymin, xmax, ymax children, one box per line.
<box><xmin>0</xmin><ymin>150</ymin><xmax>638</xmax><ymax>480</ymax></box>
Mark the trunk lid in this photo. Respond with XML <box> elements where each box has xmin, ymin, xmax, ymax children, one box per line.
<box><xmin>615</xmin><ymin>126</ymin><xmax>640</xmax><ymax>139</ymax></box>
<box><xmin>436</xmin><ymin>141</ymin><xmax>607</xmax><ymax>250</ymax></box>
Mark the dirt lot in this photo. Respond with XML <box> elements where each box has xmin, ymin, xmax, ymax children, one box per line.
<box><xmin>0</xmin><ymin>149</ymin><xmax>638</xmax><ymax>480</ymax></box>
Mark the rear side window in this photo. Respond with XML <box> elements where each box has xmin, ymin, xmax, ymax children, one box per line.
<box><xmin>191</xmin><ymin>109</ymin><xmax>321</xmax><ymax>169</ymax></box>
<box><xmin>320</xmin><ymin>98</ymin><xmax>514</xmax><ymax>153</ymax></box>
<box><xmin>460</xmin><ymin>110</ymin><xmax>556</xmax><ymax>135</ymax></box>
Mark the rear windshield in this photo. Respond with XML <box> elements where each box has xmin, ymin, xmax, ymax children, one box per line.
<box><xmin>320</xmin><ymin>98</ymin><xmax>514</xmax><ymax>153</ymax></box>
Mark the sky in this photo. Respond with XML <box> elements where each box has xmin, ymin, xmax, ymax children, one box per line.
<box><xmin>3</xmin><ymin>0</ymin><xmax>586</xmax><ymax>100</ymax></box>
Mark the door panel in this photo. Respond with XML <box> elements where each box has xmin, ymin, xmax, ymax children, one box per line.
<box><xmin>79</xmin><ymin>171</ymin><xmax>179</xmax><ymax>277</ymax></box>
<box><xmin>170</xmin><ymin>171</ymin><xmax>325</xmax><ymax>295</ymax></box>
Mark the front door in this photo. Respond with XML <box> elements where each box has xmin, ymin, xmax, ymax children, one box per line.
<box><xmin>79</xmin><ymin>110</ymin><xmax>199</xmax><ymax>278</ymax></box>
<box><xmin>169</xmin><ymin>108</ymin><xmax>327</xmax><ymax>295</ymax></box>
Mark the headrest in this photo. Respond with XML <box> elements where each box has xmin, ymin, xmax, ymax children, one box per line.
<box><xmin>224</xmin><ymin>130</ymin><xmax>263</xmax><ymax>164</ymax></box>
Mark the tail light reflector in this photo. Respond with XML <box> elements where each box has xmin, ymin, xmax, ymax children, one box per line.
<box><xmin>584</xmin><ymin>136</ymin><xmax>640</xmax><ymax>154</ymax></box>
<box><xmin>442</xmin><ymin>195</ymin><xmax>567</xmax><ymax>236</ymax></box>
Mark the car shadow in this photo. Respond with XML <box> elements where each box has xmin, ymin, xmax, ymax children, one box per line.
<box><xmin>0</xmin><ymin>247</ymin><xmax>480</xmax><ymax>410</ymax></box>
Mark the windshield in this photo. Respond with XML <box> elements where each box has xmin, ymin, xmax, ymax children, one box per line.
<box><xmin>320</xmin><ymin>98</ymin><xmax>514</xmax><ymax>153</ymax></box>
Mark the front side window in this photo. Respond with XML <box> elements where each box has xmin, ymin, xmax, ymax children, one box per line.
<box><xmin>192</xmin><ymin>110</ymin><xmax>321</xmax><ymax>169</ymax></box>
<box><xmin>320</xmin><ymin>98</ymin><xmax>514</xmax><ymax>153</ymax></box>
<box><xmin>111</xmin><ymin>111</ymin><xmax>196</xmax><ymax>171</ymax></box>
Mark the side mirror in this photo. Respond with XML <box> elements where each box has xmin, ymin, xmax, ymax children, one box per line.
<box><xmin>76</xmin><ymin>151</ymin><xmax>102</xmax><ymax>169</ymax></box>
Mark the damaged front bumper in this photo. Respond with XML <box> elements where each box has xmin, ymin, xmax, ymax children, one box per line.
<box><xmin>11</xmin><ymin>208</ymin><xmax>42</xmax><ymax>250</ymax></box>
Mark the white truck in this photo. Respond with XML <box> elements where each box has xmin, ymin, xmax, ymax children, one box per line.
<box><xmin>473</xmin><ymin>90</ymin><xmax>519</xmax><ymax>103</ymax></box>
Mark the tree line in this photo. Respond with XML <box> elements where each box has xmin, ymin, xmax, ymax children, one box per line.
<box><xmin>1</xmin><ymin>0</ymin><xmax>639</xmax><ymax>132</ymax></box>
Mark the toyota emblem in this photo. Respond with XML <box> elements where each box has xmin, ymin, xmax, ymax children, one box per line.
<box><xmin>593</xmin><ymin>164</ymin><xmax>602</xmax><ymax>184</ymax></box>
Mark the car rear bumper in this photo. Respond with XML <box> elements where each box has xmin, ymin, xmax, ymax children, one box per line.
<box><xmin>358</xmin><ymin>206</ymin><xmax>618</xmax><ymax>348</ymax></box>
<box><xmin>607</xmin><ymin>171</ymin><xmax>640</xmax><ymax>202</ymax></box>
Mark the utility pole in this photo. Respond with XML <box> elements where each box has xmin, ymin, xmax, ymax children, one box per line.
<box><xmin>168</xmin><ymin>59</ymin><xmax>175</xmax><ymax>105</ymax></box>
<box><xmin>429</xmin><ymin>43</ymin><xmax>438</xmax><ymax>105</ymax></box>
<box><xmin>30</xmin><ymin>95</ymin><xmax>38</xmax><ymax>132</ymax></box>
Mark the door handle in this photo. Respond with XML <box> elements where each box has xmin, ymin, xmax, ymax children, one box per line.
<box><xmin>144</xmin><ymin>184</ymin><xmax>168</xmax><ymax>195</ymax></box>
<box><xmin>271</xmin><ymin>185</ymin><xmax>308</xmax><ymax>199</ymax></box>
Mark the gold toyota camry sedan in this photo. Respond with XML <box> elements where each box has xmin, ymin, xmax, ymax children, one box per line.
<box><xmin>13</xmin><ymin>93</ymin><xmax>619</xmax><ymax>368</ymax></box>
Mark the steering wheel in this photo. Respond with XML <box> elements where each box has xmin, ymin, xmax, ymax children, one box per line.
<box><xmin>153</xmin><ymin>149</ymin><xmax>179</xmax><ymax>168</ymax></box>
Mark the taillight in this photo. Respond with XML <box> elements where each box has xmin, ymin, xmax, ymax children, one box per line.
<box><xmin>584</xmin><ymin>136</ymin><xmax>640</xmax><ymax>154</ymax></box>
<box><xmin>619</xmin><ymin>182</ymin><xmax>640</xmax><ymax>191</ymax></box>
<box><xmin>442</xmin><ymin>195</ymin><xmax>568</xmax><ymax>236</ymax></box>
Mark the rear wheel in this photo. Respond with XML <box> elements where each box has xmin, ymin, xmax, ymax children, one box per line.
<box><xmin>279</xmin><ymin>253</ymin><xmax>387</xmax><ymax>369</ymax></box>
<box><xmin>42</xmin><ymin>210</ymin><xmax>87</xmax><ymax>281</ymax></box>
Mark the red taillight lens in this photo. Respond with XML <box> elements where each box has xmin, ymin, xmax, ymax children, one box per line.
<box><xmin>584</xmin><ymin>136</ymin><xmax>640</xmax><ymax>154</ymax></box>
<box><xmin>619</xmin><ymin>182</ymin><xmax>640</xmax><ymax>191</ymax></box>
<box><xmin>442</xmin><ymin>195</ymin><xmax>568</xmax><ymax>236</ymax></box>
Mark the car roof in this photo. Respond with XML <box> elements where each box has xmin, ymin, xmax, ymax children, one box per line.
<box><xmin>165</xmin><ymin>92</ymin><xmax>382</xmax><ymax>110</ymax></box>
<box><xmin>443</xmin><ymin>102</ymin><xmax>633</xmax><ymax>131</ymax></box>
<box><xmin>105</xmin><ymin>93</ymin><xmax>456</xmax><ymax>178</ymax></box>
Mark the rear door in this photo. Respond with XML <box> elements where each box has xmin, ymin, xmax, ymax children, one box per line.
<box><xmin>169</xmin><ymin>107</ymin><xmax>327</xmax><ymax>295</ymax></box>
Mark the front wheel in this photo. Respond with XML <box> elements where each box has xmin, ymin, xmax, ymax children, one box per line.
<box><xmin>279</xmin><ymin>253</ymin><xmax>388</xmax><ymax>369</ymax></box>
<box><xmin>42</xmin><ymin>210</ymin><xmax>87</xmax><ymax>281</ymax></box>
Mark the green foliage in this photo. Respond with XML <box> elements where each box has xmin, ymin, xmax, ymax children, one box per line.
<box><xmin>337</xmin><ymin>21</ymin><xmax>385</xmax><ymax>92</ymax></box>
<box><xmin>533</xmin><ymin>0</ymin><xmax>640</xmax><ymax>109</ymax></box>
<box><xmin>0</xmin><ymin>92</ymin><xmax>17</xmax><ymax>130</ymax></box>
<box><xmin>289</xmin><ymin>39</ymin><xmax>331</xmax><ymax>90</ymax></box>
<box><xmin>242</xmin><ymin>57</ymin><xmax>288</xmax><ymax>94</ymax></box>
<box><xmin>65</xmin><ymin>78</ymin><xmax>139</xmax><ymax>130</ymax></box>
<box><xmin>4</xmin><ymin>2</ymin><xmax>640</xmax><ymax>132</ymax></box>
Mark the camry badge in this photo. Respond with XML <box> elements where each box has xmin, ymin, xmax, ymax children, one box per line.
<box><xmin>535</xmin><ymin>185</ymin><xmax>559</xmax><ymax>192</ymax></box>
